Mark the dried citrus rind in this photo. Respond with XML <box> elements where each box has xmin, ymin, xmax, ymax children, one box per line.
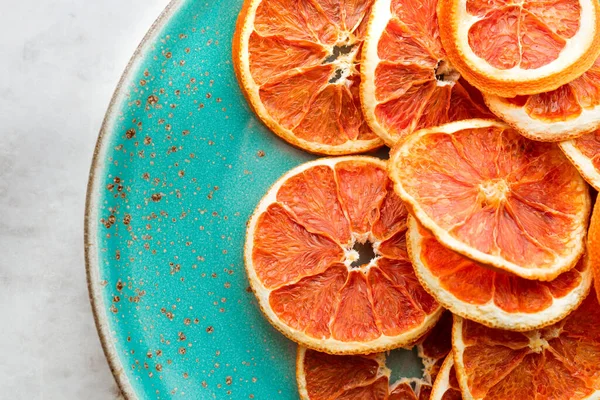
<box><xmin>389</xmin><ymin>119</ymin><xmax>590</xmax><ymax>281</ymax></box>
<box><xmin>407</xmin><ymin>216</ymin><xmax>592</xmax><ymax>331</ymax></box>
<box><xmin>360</xmin><ymin>0</ymin><xmax>491</xmax><ymax>146</ymax></box>
<box><xmin>233</xmin><ymin>0</ymin><xmax>383</xmax><ymax>155</ymax></box>
<box><xmin>437</xmin><ymin>0</ymin><xmax>600</xmax><ymax>97</ymax></box>
<box><xmin>452</xmin><ymin>294</ymin><xmax>600</xmax><ymax>400</ymax></box>
<box><xmin>430</xmin><ymin>356</ymin><xmax>462</xmax><ymax>400</ymax></box>
<box><xmin>559</xmin><ymin>129</ymin><xmax>600</xmax><ymax>191</ymax></box>
<box><xmin>485</xmin><ymin>56</ymin><xmax>600</xmax><ymax>142</ymax></box>
<box><xmin>246</xmin><ymin>157</ymin><xmax>442</xmax><ymax>354</ymax></box>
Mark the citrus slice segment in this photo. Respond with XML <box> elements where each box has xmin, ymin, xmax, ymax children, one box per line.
<box><xmin>297</xmin><ymin>348</ymin><xmax>433</xmax><ymax>400</ymax></box>
<box><xmin>296</xmin><ymin>349</ymin><xmax>388</xmax><ymax>400</ymax></box>
<box><xmin>407</xmin><ymin>216</ymin><xmax>592</xmax><ymax>331</ymax></box>
<box><xmin>452</xmin><ymin>293</ymin><xmax>600</xmax><ymax>400</ymax></box>
<box><xmin>296</xmin><ymin>312</ymin><xmax>452</xmax><ymax>399</ymax></box>
<box><xmin>430</xmin><ymin>356</ymin><xmax>462</xmax><ymax>400</ymax></box>
<box><xmin>559</xmin><ymin>128</ymin><xmax>600</xmax><ymax>190</ymax></box>
<box><xmin>360</xmin><ymin>0</ymin><xmax>492</xmax><ymax>146</ymax></box>
<box><xmin>437</xmin><ymin>0</ymin><xmax>600</xmax><ymax>97</ymax></box>
<box><xmin>588</xmin><ymin>198</ymin><xmax>600</xmax><ymax>304</ymax></box>
<box><xmin>246</xmin><ymin>157</ymin><xmax>442</xmax><ymax>354</ymax></box>
<box><xmin>233</xmin><ymin>0</ymin><xmax>383</xmax><ymax>155</ymax></box>
<box><xmin>389</xmin><ymin>119</ymin><xmax>591</xmax><ymax>281</ymax></box>
<box><xmin>485</xmin><ymin>56</ymin><xmax>600</xmax><ymax>142</ymax></box>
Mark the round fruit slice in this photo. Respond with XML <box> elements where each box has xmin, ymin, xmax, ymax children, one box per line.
<box><xmin>296</xmin><ymin>312</ymin><xmax>452</xmax><ymax>399</ymax></box>
<box><xmin>245</xmin><ymin>157</ymin><xmax>442</xmax><ymax>354</ymax></box>
<box><xmin>588</xmin><ymin>198</ymin><xmax>600</xmax><ymax>304</ymax></box>
<box><xmin>430</xmin><ymin>356</ymin><xmax>462</xmax><ymax>400</ymax></box>
<box><xmin>453</xmin><ymin>293</ymin><xmax>600</xmax><ymax>400</ymax></box>
<box><xmin>407</xmin><ymin>216</ymin><xmax>592</xmax><ymax>331</ymax></box>
<box><xmin>389</xmin><ymin>119</ymin><xmax>591</xmax><ymax>281</ymax></box>
<box><xmin>360</xmin><ymin>0</ymin><xmax>492</xmax><ymax>146</ymax></box>
<box><xmin>297</xmin><ymin>349</ymin><xmax>390</xmax><ymax>400</ymax></box>
<box><xmin>485</xmin><ymin>56</ymin><xmax>600</xmax><ymax>142</ymax></box>
<box><xmin>233</xmin><ymin>0</ymin><xmax>383</xmax><ymax>155</ymax></box>
<box><xmin>559</xmin><ymin>129</ymin><xmax>600</xmax><ymax>190</ymax></box>
<box><xmin>297</xmin><ymin>348</ymin><xmax>430</xmax><ymax>400</ymax></box>
<box><xmin>437</xmin><ymin>0</ymin><xmax>600</xmax><ymax>97</ymax></box>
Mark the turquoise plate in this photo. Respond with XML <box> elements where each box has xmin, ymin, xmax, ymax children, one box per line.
<box><xmin>85</xmin><ymin>1</ymin><xmax>423</xmax><ymax>398</ymax></box>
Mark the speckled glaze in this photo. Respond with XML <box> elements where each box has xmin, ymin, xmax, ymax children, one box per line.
<box><xmin>85</xmin><ymin>1</ymin><xmax>420</xmax><ymax>399</ymax></box>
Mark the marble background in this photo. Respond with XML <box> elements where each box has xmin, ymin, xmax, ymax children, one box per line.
<box><xmin>0</xmin><ymin>1</ymin><xmax>170</xmax><ymax>398</ymax></box>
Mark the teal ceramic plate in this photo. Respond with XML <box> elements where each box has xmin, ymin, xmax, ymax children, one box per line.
<box><xmin>85</xmin><ymin>1</ymin><xmax>423</xmax><ymax>398</ymax></box>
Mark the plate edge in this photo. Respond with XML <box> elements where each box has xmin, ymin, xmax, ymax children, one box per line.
<box><xmin>84</xmin><ymin>1</ymin><xmax>185</xmax><ymax>399</ymax></box>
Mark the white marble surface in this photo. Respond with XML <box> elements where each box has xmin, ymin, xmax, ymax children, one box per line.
<box><xmin>0</xmin><ymin>1</ymin><xmax>171</xmax><ymax>398</ymax></box>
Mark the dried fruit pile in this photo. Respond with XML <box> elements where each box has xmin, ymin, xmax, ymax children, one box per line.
<box><xmin>234</xmin><ymin>0</ymin><xmax>600</xmax><ymax>399</ymax></box>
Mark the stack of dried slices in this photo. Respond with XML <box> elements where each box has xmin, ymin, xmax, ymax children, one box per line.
<box><xmin>233</xmin><ymin>0</ymin><xmax>600</xmax><ymax>398</ymax></box>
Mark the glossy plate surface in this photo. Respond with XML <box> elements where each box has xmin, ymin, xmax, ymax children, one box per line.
<box><xmin>86</xmin><ymin>1</ymin><xmax>421</xmax><ymax>398</ymax></box>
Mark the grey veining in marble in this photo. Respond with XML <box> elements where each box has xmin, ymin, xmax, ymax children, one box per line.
<box><xmin>0</xmin><ymin>1</ymin><xmax>170</xmax><ymax>399</ymax></box>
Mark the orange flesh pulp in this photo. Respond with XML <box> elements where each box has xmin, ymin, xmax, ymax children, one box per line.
<box><xmin>418</xmin><ymin>224</ymin><xmax>586</xmax><ymax>313</ymax></box>
<box><xmin>301</xmin><ymin>313</ymin><xmax>452</xmax><ymax>399</ymax></box>
<box><xmin>458</xmin><ymin>293</ymin><xmax>600</xmax><ymax>399</ymax></box>
<box><xmin>372</xmin><ymin>0</ymin><xmax>491</xmax><ymax>141</ymax></box>
<box><xmin>252</xmin><ymin>160</ymin><xmax>439</xmax><ymax>342</ymax></box>
<box><xmin>397</xmin><ymin>124</ymin><xmax>588</xmax><ymax>274</ymax></box>
<box><xmin>249</xmin><ymin>0</ymin><xmax>378</xmax><ymax>145</ymax></box>
<box><xmin>504</xmin><ymin>57</ymin><xmax>600</xmax><ymax>122</ymax></box>
<box><xmin>571</xmin><ymin>129</ymin><xmax>600</xmax><ymax>170</ymax></box>
<box><xmin>466</xmin><ymin>0</ymin><xmax>581</xmax><ymax>70</ymax></box>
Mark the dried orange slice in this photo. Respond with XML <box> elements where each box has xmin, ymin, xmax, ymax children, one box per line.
<box><xmin>452</xmin><ymin>293</ymin><xmax>600</xmax><ymax>400</ymax></box>
<box><xmin>486</xmin><ymin>56</ymin><xmax>600</xmax><ymax>142</ymax></box>
<box><xmin>360</xmin><ymin>0</ymin><xmax>492</xmax><ymax>146</ymax></box>
<box><xmin>296</xmin><ymin>349</ymin><xmax>431</xmax><ymax>400</ymax></box>
<box><xmin>296</xmin><ymin>312</ymin><xmax>452</xmax><ymax>399</ymax></box>
<box><xmin>245</xmin><ymin>157</ymin><xmax>442</xmax><ymax>354</ymax></box>
<box><xmin>588</xmin><ymin>198</ymin><xmax>600</xmax><ymax>304</ymax></box>
<box><xmin>407</xmin><ymin>216</ymin><xmax>592</xmax><ymax>331</ymax></box>
<box><xmin>437</xmin><ymin>0</ymin><xmax>600</xmax><ymax>97</ymax></box>
<box><xmin>430</xmin><ymin>356</ymin><xmax>462</xmax><ymax>400</ymax></box>
<box><xmin>559</xmin><ymin>129</ymin><xmax>600</xmax><ymax>190</ymax></box>
<box><xmin>233</xmin><ymin>0</ymin><xmax>383</xmax><ymax>155</ymax></box>
<box><xmin>389</xmin><ymin>119</ymin><xmax>591</xmax><ymax>281</ymax></box>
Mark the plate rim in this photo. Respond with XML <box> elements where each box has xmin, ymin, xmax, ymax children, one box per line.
<box><xmin>84</xmin><ymin>1</ymin><xmax>184</xmax><ymax>398</ymax></box>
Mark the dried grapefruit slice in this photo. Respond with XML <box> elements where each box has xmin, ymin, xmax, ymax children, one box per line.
<box><xmin>233</xmin><ymin>0</ymin><xmax>383</xmax><ymax>155</ymax></box>
<box><xmin>245</xmin><ymin>157</ymin><xmax>442</xmax><ymax>354</ymax></box>
<box><xmin>437</xmin><ymin>0</ymin><xmax>600</xmax><ymax>97</ymax></box>
<box><xmin>297</xmin><ymin>349</ymin><xmax>391</xmax><ymax>400</ymax></box>
<box><xmin>296</xmin><ymin>312</ymin><xmax>452</xmax><ymax>399</ymax></box>
<box><xmin>452</xmin><ymin>293</ymin><xmax>600</xmax><ymax>400</ymax></box>
<box><xmin>407</xmin><ymin>216</ymin><xmax>592</xmax><ymax>331</ymax></box>
<box><xmin>297</xmin><ymin>349</ymin><xmax>431</xmax><ymax>400</ymax></box>
<box><xmin>389</xmin><ymin>119</ymin><xmax>591</xmax><ymax>281</ymax></box>
<box><xmin>360</xmin><ymin>0</ymin><xmax>492</xmax><ymax>146</ymax></box>
<box><xmin>430</xmin><ymin>356</ymin><xmax>462</xmax><ymax>400</ymax></box>
<box><xmin>559</xmin><ymin>129</ymin><xmax>600</xmax><ymax>190</ymax></box>
<box><xmin>588</xmin><ymin>198</ymin><xmax>600</xmax><ymax>304</ymax></box>
<box><xmin>486</xmin><ymin>56</ymin><xmax>600</xmax><ymax>142</ymax></box>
